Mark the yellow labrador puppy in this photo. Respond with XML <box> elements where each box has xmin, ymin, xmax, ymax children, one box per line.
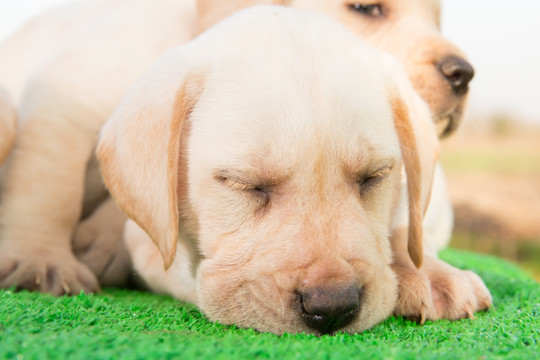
<box><xmin>80</xmin><ymin>0</ymin><xmax>461</xmax><ymax>263</ymax></box>
<box><xmin>0</xmin><ymin>86</ymin><xmax>16</xmax><ymax>166</ymax></box>
<box><xmin>98</xmin><ymin>7</ymin><xmax>490</xmax><ymax>335</ymax></box>
<box><xmin>198</xmin><ymin>0</ymin><xmax>473</xmax><ymax>138</ymax></box>
<box><xmin>0</xmin><ymin>0</ymin><xmax>460</xmax><ymax>291</ymax></box>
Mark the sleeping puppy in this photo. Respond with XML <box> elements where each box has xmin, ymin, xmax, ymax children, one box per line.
<box><xmin>197</xmin><ymin>0</ymin><xmax>466</xmax><ymax>254</ymax></box>
<box><xmin>72</xmin><ymin>0</ymin><xmax>460</xmax><ymax>286</ymax></box>
<box><xmin>98</xmin><ymin>7</ymin><xmax>490</xmax><ymax>335</ymax></box>
<box><xmin>0</xmin><ymin>86</ymin><xmax>16</xmax><ymax>166</ymax></box>
<box><xmin>0</xmin><ymin>0</ymin><xmax>459</xmax><ymax>292</ymax></box>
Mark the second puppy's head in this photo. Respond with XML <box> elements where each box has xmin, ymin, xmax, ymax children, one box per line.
<box><xmin>197</xmin><ymin>0</ymin><xmax>475</xmax><ymax>137</ymax></box>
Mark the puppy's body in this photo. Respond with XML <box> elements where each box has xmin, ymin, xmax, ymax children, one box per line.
<box><xmin>0</xmin><ymin>0</ymin><xmax>124</xmax><ymax>106</ymax></box>
<box><xmin>98</xmin><ymin>7</ymin><xmax>490</xmax><ymax>335</ymax></box>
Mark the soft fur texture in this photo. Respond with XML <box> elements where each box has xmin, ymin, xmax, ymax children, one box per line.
<box><xmin>0</xmin><ymin>86</ymin><xmax>16</xmax><ymax>166</ymax></box>
<box><xmin>98</xmin><ymin>7</ymin><xmax>490</xmax><ymax>335</ymax></box>
<box><xmin>198</xmin><ymin>0</ymin><xmax>473</xmax><ymax>138</ymax></box>
<box><xmin>0</xmin><ymin>0</ymin><xmax>197</xmax><ymax>293</ymax></box>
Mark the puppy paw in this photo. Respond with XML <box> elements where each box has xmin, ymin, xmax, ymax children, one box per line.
<box><xmin>73</xmin><ymin>199</ymin><xmax>132</xmax><ymax>287</ymax></box>
<box><xmin>392</xmin><ymin>255</ymin><xmax>492</xmax><ymax>323</ymax></box>
<box><xmin>0</xmin><ymin>249</ymin><xmax>99</xmax><ymax>295</ymax></box>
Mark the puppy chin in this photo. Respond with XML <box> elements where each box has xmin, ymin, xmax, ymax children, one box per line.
<box><xmin>434</xmin><ymin>101</ymin><xmax>466</xmax><ymax>138</ymax></box>
<box><xmin>196</xmin><ymin>259</ymin><xmax>398</xmax><ymax>335</ymax></box>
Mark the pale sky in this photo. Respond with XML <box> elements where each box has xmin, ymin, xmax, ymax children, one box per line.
<box><xmin>0</xmin><ymin>0</ymin><xmax>539</xmax><ymax>124</ymax></box>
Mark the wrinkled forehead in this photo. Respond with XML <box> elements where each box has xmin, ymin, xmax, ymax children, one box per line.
<box><xmin>185</xmin><ymin>8</ymin><xmax>408</xmax><ymax>171</ymax></box>
<box><xmin>189</xmin><ymin>56</ymin><xmax>401</xmax><ymax>174</ymax></box>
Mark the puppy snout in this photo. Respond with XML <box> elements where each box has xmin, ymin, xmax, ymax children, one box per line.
<box><xmin>437</xmin><ymin>55</ymin><xmax>475</xmax><ymax>96</ymax></box>
<box><xmin>298</xmin><ymin>285</ymin><xmax>362</xmax><ymax>334</ymax></box>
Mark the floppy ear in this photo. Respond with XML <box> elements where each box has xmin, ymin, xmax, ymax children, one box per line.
<box><xmin>391</xmin><ymin>96</ymin><xmax>424</xmax><ymax>268</ymax></box>
<box><xmin>196</xmin><ymin>0</ymin><xmax>287</xmax><ymax>32</ymax></box>
<box><xmin>97</xmin><ymin>58</ymin><xmax>204</xmax><ymax>270</ymax></box>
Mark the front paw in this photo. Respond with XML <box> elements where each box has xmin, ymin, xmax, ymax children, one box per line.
<box><xmin>0</xmin><ymin>249</ymin><xmax>99</xmax><ymax>295</ymax></box>
<box><xmin>73</xmin><ymin>217</ymin><xmax>132</xmax><ymax>287</ymax></box>
<box><xmin>392</xmin><ymin>256</ymin><xmax>492</xmax><ymax>323</ymax></box>
<box><xmin>72</xmin><ymin>199</ymin><xmax>131</xmax><ymax>287</ymax></box>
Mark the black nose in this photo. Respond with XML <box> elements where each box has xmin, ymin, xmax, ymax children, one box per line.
<box><xmin>298</xmin><ymin>285</ymin><xmax>362</xmax><ymax>334</ymax></box>
<box><xmin>437</xmin><ymin>56</ymin><xmax>475</xmax><ymax>96</ymax></box>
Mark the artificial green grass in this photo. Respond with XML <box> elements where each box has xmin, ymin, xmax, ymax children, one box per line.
<box><xmin>1</xmin><ymin>249</ymin><xmax>538</xmax><ymax>360</ymax></box>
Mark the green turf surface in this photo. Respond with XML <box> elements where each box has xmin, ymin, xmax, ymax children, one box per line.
<box><xmin>1</xmin><ymin>249</ymin><xmax>538</xmax><ymax>360</ymax></box>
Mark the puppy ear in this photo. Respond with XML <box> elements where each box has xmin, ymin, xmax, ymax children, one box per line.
<box><xmin>98</xmin><ymin>60</ymin><xmax>204</xmax><ymax>270</ymax></box>
<box><xmin>196</xmin><ymin>0</ymin><xmax>287</xmax><ymax>32</ymax></box>
<box><xmin>391</xmin><ymin>96</ymin><xmax>424</xmax><ymax>268</ymax></box>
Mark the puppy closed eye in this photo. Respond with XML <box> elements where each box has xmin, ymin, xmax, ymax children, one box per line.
<box><xmin>214</xmin><ymin>172</ymin><xmax>271</xmax><ymax>207</ymax></box>
<box><xmin>357</xmin><ymin>166</ymin><xmax>392</xmax><ymax>195</ymax></box>
<box><xmin>348</xmin><ymin>2</ymin><xmax>384</xmax><ymax>17</ymax></box>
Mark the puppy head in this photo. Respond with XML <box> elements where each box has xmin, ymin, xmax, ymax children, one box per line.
<box><xmin>99</xmin><ymin>7</ymin><xmax>437</xmax><ymax>334</ymax></box>
<box><xmin>0</xmin><ymin>86</ymin><xmax>16</xmax><ymax>165</ymax></box>
<box><xmin>197</xmin><ymin>0</ymin><xmax>472</xmax><ymax>138</ymax></box>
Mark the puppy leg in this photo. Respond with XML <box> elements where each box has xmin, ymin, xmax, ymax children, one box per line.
<box><xmin>124</xmin><ymin>220</ymin><xmax>198</xmax><ymax>303</ymax></box>
<box><xmin>73</xmin><ymin>197</ymin><xmax>132</xmax><ymax>287</ymax></box>
<box><xmin>0</xmin><ymin>94</ymin><xmax>99</xmax><ymax>295</ymax></box>
<box><xmin>391</xmin><ymin>228</ymin><xmax>492</xmax><ymax>323</ymax></box>
<box><xmin>422</xmin><ymin>163</ymin><xmax>454</xmax><ymax>254</ymax></box>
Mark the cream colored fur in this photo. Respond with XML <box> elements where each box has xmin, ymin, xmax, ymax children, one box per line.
<box><xmin>0</xmin><ymin>86</ymin><xmax>16</xmax><ymax>166</ymax></box>
<box><xmin>0</xmin><ymin>0</ymin><xmax>197</xmax><ymax>294</ymax></box>
<box><xmin>98</xmin><ymin>7</ymin><xmax>490</xmax><ymax>335</ymax></box>
<box><xmin>198</xmin><ymin>0</ymin><xmax>471</xmax><ymax>138</ymax></box>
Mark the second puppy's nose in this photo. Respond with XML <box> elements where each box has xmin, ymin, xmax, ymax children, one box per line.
<box><xmin>437</xmin><ymin>55</ymin><xmax>475</xmax><ymax>96</ymax></box>
<box><xmin>299</xmin><ymin>285</ymin><xmax>362</xmax><ymax>334</ymax></box>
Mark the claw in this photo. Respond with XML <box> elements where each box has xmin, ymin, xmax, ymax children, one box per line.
<box><xmin>419</xmin><ymin>305</ymin><xmax>427</xmax><ymax>325</ymax></box>
<box><xmin>35</xmin><ymin>273</ymin><xmax>42</xmax><ymax>285</ymax></box>
<box><xmin>62</xmin><ymin>282</ymin><xmax>71</xmax><ymax>294</ymax></box>
<box><xmin>480</xmin><ymin>296</ymin><xmax>493</xmax><ymax>311</ymax></box>
<box><xmin>466</xmin><ymin>307</ymin><xmax>475</xmax><ymax>320</ymax></box>
<box><xmin>406</xmin><ymin>308</ymin><xmax>427</xmax><ymax>325</ymax></box>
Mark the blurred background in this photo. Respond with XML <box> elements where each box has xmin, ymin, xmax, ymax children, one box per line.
<box><xmin>0</xmin><ymin>0</ymin><xmax>539</xmax><ymax>278</ymax></box>
<box><xmin>439</xmin><ymin>0</ymin><xmax>540</xmax><ymax>280</ymax></box>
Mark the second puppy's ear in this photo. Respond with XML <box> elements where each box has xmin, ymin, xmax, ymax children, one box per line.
<box><xmin>196</xmin><ymin>0</ymin><xmax>287</xmax><ymax>32</ymax></box>
<box><xmin>98</xmin><ymin>53</ymin><xmax>204</xmax><ymax>270</ymax></box>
